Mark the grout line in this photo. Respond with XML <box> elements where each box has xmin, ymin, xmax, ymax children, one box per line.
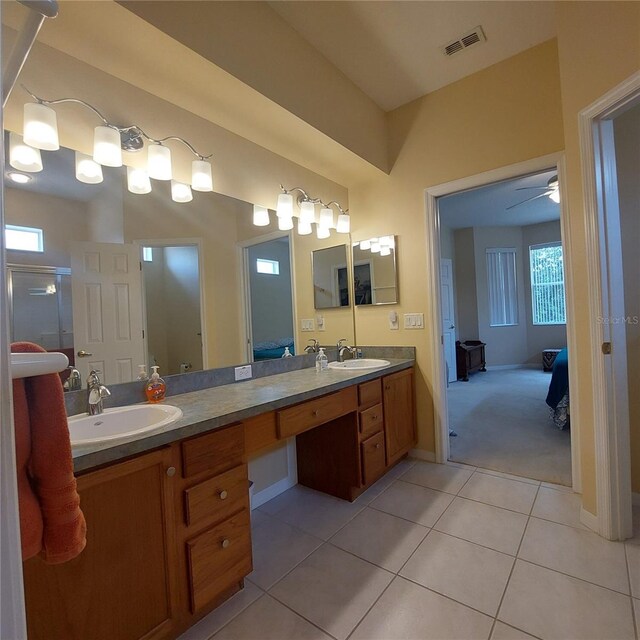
<box><xmin>344</xmin><ymin>576</ymin><xmax>397</xmax><ymax>640</ymax></box>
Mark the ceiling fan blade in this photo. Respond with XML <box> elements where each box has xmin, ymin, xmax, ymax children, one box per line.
<box><xmin>506</xmin><ymin>191</ymin><xmax>552</xmax><ymax>211</ymax></box>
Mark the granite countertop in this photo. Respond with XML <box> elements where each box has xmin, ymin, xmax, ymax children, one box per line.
<box><xmin>72</xmin><ymin>358</ymin><xmax>414</xmax><ymax>473</ymax></box>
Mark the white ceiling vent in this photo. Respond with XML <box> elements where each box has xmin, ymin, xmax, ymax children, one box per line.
<box><xmin>441</xmin><ymin>26</ymin><xmax>487</xmax><ymax>57</ymax></box>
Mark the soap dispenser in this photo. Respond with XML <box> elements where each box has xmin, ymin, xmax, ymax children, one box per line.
<box><xmin>146</xmin><ymin>366</ymin><xmax>166</xmax><ymax>403</ymax></box>
<box><xmin>282</xmin><ymin>346</ymin><xmax>293</xmax><ymax>358</ymax></box>
<box><xmin>315</xmin><ymin>347</ymin><xmax>328</xmax><ymax>372</ymax></box>
<box><xmin>137</xmin><ymin>364</ymin><xmax>149</xmax><ymax>381</ymax></box>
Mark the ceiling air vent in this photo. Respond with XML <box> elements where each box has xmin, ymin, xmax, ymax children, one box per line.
<box><xmin>441</xmin><ymin>26</ymin><xmax>487</xmax><ymax>57</ymax></box>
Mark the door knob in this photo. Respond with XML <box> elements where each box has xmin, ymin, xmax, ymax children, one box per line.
<box><xmin>449</xmin><ymin>325</ymin><xmax>455</xmax><ymax>329</ymax></box>
<box><xmin>77</xmin><ymin>350</ymin><xmax>93</xmax><ymax>357</ymax></box>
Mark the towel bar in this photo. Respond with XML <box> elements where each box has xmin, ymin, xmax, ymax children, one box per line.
<box><xmin>11</xmin><ymin>352</ymin><xmax>69</xmax><ymax>379</ymax></box>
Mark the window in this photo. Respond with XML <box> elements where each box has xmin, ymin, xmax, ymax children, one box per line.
<box><xmin>530</xmin><ymin>242</ymin><xmax>566</xmax><ymax>325</ymax></box>
<box><xmin>5</xmin><ymin>225</ymin><xmax>43</xmax><ymax>252</ymax></box>
<box><xmin>142</xmin><ymin>247</ymin><xmax>153</xmax><ymax>262</ymax></box>
<box><xmin>256</xmin><ymin>258</ymin><xmax>279</xmax><ymax>275</ymax></box>
<box><xmin>486</xmin><ymin>248</ymin><xmax>518</xmax><ymax>326</ymax></box>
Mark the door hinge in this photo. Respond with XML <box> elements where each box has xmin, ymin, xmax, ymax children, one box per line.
<box><xmin>602</xmin><ymin>341</ymin><xmax>612</xmax><ymax>355</ymax></box>
<box><xmin>142</xmin><ymin>329</ymin><xmax>145</xmax><ymax>339</ymax></box>
<box><xmin>441</xmin><ymin>335</ymin><xmax>444</xmax><ymax>345</ymax></box>
<box><xmin>139</xmin><ymin>261</ymin><xmax>142</xmax><ymax>271</ymax></box>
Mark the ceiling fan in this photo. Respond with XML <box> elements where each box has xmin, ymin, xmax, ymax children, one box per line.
<box><xmin>507</xmin><ymin>175</ymin><xmax>560</xmax><ymax>210</ymax></box>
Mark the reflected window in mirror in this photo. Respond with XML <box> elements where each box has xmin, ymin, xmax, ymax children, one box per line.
<box><xmin>352</xmin><ymin>236</ymin><xmax>398</xmax><ymax>305</ymax></box>
<box><xmin>312</xmin><ymin>244</ymin><xmax>350</xmax><ymax>309</ymax></box>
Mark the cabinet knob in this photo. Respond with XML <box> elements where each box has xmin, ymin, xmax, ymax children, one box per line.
<box><xmin>372</xmin><ymin>415</ymin><xmax>377</xmax><ymax>420</ymax></box>
<box><xmin>218</xmin><ymin>490</ymin><xmax>228</xmax><ymax>500</ymax></box>
<box><xmin>375</xmin><ymin>443</ymin><xmax>381</xmax><ymax>449</ymax></box>
<box><xmin>166</xmin><ymin>466</ymin><xmax>176</xmax><ymax>477</ymax></box>
<box><xmin>312</xmin><ymin>409</ymin><xmax>319</xmax><ymax>417</ymax></box>
<box><xmin>221</xmin><ymin>538</ymin><xmax>230</xmax><ymax>549</ymax></box>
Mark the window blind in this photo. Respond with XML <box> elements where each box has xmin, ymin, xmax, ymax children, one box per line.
<box><xmin>486</xmin><ymin>248</ymin><xmax>518</xmax><ymax>327</ymax></box>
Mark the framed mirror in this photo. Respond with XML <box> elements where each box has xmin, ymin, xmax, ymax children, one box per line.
<box><xmin>312</xmin><ymin>244</ymin><xmax>350</xmax><ymax>309</ymax></box>
<box><xmin>352</xmin><ymin>236</ymin><xmax>398</xmax><ymax>305</ymax></box>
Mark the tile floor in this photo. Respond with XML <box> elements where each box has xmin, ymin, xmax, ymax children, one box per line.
<box><xmin>179</xmin><ymin>459</ymin><xmax>640</xmax><ymax>640</ymax></box>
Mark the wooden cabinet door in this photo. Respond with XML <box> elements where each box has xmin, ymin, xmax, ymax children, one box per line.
<box><xmin>383</xmin><ymin>368</ymin><xmax>416</xmax><ymax>466</ymax></box>
<box><xmin>23</xmin><ymin>448</ymin><xmax>178</xmax><ymax>640</ymax></box>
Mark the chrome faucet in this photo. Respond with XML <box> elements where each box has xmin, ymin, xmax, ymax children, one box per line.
<box><xmin>304</xmin><ymin>339</ymin><xmax>319</xmax><ymax>354</ymax></box>
<box><xmin>65</xmin><ymin>366</ymin><xmax>82</xmax><ymax>391</ymax></box>
<box><xmin>87</xmin><ymin>370</ymin><xmax>111</xmax><ymax>415</ymax></box>
<box><xmin>337</xmin><ymin>338</ymin><xmax>357</xmax><ymax>363</ymax></box>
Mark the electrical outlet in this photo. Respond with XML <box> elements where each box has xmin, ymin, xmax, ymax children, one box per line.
<box><xmin>316</xmin><ymin>315</ymin><xmax>325</xmax><ymax>331</ymax></box>
<box><xmin>301</xmin><ymin>319</ymin><xmax>315</xmax><ymax>332</ymax></box>
<box><xmin>404</xmin><ymin>313</ymin><xmax>424</xmax><ymax>329</ymax></box>
<box><xmin>234</xmin><ymin>365</ymin><xmax>252</xmax><ymax>381</ymax></box>
<box><xmin>389</xmin><ymin>310</ymin><xmax>399</xmax><ymax>330</ymax></box>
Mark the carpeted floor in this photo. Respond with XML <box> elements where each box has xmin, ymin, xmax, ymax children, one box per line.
<box><xmin>448</xmin><ymin>368</ymin><xmax>572</xmax><ymax>486</ymax></box>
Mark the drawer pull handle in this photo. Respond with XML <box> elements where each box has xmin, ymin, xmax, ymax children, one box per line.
<box><xmin>221</xmin><ymin>538</ymin><xmax>230</xmax><ymax>549</ymax></box>
<box><xmin>312</xmin><ymin>410</ymin><xmax>319</xmax><ymax>417</ymax></box>
<box><xmin>375</xmin><ymin>443</ymin><xmax>381</xmax><ymax>449</ymax></box>
<box><xmin>218</xmin><ymin>490</ymin><xmax>228</xmax><ymax>500</ymax></box>
<box><xmin>166</xmin><ymin>466</ymin><xmax>176</xmax><ymax>477</ymax></box>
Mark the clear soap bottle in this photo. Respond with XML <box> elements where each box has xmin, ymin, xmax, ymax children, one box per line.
<box><xmin>282</xmin><ymin>346</ymin><xmax>293</xmax><ymax>358</ymax></box>
<box><xmin>315</xmin><ymin>347</ymin><xmax>328</xmax><ymax>372</ymax></box>
<box><xmin>146</xmin><ymin>366</ymin><xmax>166</xmax><ymax>403</ymax></box>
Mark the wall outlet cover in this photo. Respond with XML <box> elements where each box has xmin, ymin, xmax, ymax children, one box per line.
<box><xmin>234</xmin><ymin>365</ymin><xmax>252</xmax><ymax>381</ymax></box>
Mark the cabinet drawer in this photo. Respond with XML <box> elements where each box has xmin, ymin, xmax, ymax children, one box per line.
<box><xmin>186</xmin><ymin>509</ymin><xmax>252</xmax><ymax>614</ymax></box>
<box><xmin>361</xmin><ymin>431</ymin><xmax>386</xmax><ymax>485</ymax></box>
<box><xmin>184</xmin><ymin>465</ymin><xmax>248</xmax><ymax>529</ymax></box>
<box><xmin>244</xmin><ymin>412</ymin><xmax>277</xmax><ymax>455</ymax></box>
<box><xmin>277</xmin><ymin>387</ymin><xmax>357</xmax><ymax>439</ymax></box>
<box><xmin>181</xmin><ymin>423</ymin><xmax>244</xmax><ymax>479</ymax></box>
<box><xmin>359</xmin><ymin>403</ymin><xmax>384</xmax><ymax>439</ymax></box>
<box><xmin>358</xmin><ymin>378</ymin><xmax>382</xmax><ymax>409</ymax></box>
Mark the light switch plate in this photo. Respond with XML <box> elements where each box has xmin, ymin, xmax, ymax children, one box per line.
<box><xmin>301</xmin><ymin>319</ymin><xmax>315</xmax><ymax>332</ymax></box>
<box><xmin>234</xmin><ymin>365</ymin><xmax>252</xmax><ymax>381</ymax></box>
<box><xmin>316</xmin><ymin>315</ymin><xmax>325</xmax><ymax>331</ymax></box>
<box><xmin>404</xmin><ymin>313</ymin><xmax>424</xmax><ymax>329</ymax></box>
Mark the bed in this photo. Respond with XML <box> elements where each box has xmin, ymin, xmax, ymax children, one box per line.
<box><xmin>252</xmin><ymin>337</ymin><xmax>295</xmax><ymax>361</ymax></box>
<box><xmin>545</xmin><ymin>347</ymin><xmax>569</xmax><ymax>429</ymax></box>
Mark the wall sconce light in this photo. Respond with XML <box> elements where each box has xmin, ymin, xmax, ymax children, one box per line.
<box><xmin>17</xmin><ymin>86</ymin><xmax>214</xmax><ymax>201</ymax></box>
<box><xmin>253</xmin><ymin>205</ymin><xmax>270</xmax><ymax>227</ymax></box>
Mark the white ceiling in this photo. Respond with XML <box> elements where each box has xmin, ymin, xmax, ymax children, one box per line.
<box><xmin>269</xmin><ymin>1</ymin><xmax>556</xmax><ymax>111</ymax></box>
<box><xmin>438</xmin><ymin>169</ymin><xmax>560</xmax><ymax>229</ymax></box>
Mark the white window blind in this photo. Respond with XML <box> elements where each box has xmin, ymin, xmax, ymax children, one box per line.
<box><xmin>530</xmin><ymin>242</ymin><xmax>566</xmax><ymax>325</ymax></box>
<box><xmin>486</xmin><ymin>248</ymin><xmax>518</xmax><ymax>326</ymax></box>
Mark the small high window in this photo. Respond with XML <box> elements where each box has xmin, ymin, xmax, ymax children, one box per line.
<box><xmin>256</xmin><ymin>258</ymin><xmax>280</xmax><ymax>275</ymax></box>
<box><xmin>5</xmin><ymin>225</ymin><xmax>44</xmax><ymax>252</ymax></box>
<box><xmin>530</xmin><ymin>242</ymin><xmax>566</xmax><ymax>325</ymax></box>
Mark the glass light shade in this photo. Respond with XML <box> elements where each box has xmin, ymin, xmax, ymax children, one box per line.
<box><xmin>380</xmin><ymin>246</ymin><xmax>391</xmax><ymax>257</ymax></box>
<box><xmin>192</xmin><ymin>160</ymin><xmax>213</xmax><ymax>192</ymax></box>
<box><xmin>319</xmin><ymin>207</ymin><xmax>334</xmax><ymax>229</ymax></box>
<box><xmin>379</xmin><ymin>236</ymin><xmax>391</xmax><ymax>248</ymax></box>
<box><xmin>75</xmin><ymin>152</ymin><xmax>103</xmax><ymax>184</ymax></box>
<box><xmin>316</xmin><ymin>225</ymin><xmax>330</xmax><ymax>239</ymax></box>
<box><xmin>370</xmin><ymin>238</ymin><xmax>381</xmax><ymax>253</ymax></box>
<box><xmin>93</xmin><ymin>126</ymin><xmax>122</xmax><ymax>167</ymax></box>
<box><xmin>23</xmin><ymin>102</ymin><xmax>59</xmax><ymax>150</ymax></box>
<box><xmin>299</xmin><ymin>200</ymin><xmax>316</xmax><ymax>224</ymax></box>
<box><xmin>297</xmin><ymin>219</ymin><xmax>312</xmax><ymax>235</ymax></box>
<box><xmin>9</xmin><ymin>132</ymin><xmax>43</xmax><ymax>172</ymax></box>
<box><xmin>253</xmin><ymin>205</ymin><xmax>270</xmax><ymax>227</ymax></box>
<box><xmin>276</xmin><ymin>193</ymin><xmax>294</xmax><ymax>218</ymax></box>
<box><xmin>549</xmin><ymin>190</ymin><xmax>560</xmax><ymax>204</ymax></box>
<box><xmin>127</xmin><ymin>166</ymin><xmax>151</xmax><ymax>194</ymax></box>
<box><xmin>7</xmin><ymin>172</ymin><xmax>31</xmax><ymax>184</ymax></box>
<box><xmin>336</xmin><ymin>213</ymin><xmax>350</xmax><ymax>234</ymax></box>
<box><xmin>359</xmin><ymin>239</ymin><xmax>371</xmax><ymax>251</ymax></box>
<box><xmin>148</xmin><ymin>144</ymin><xmax>172</xmax><ymax>180</ymax></box>
<box><xmin>171</xmin><ymin>180</ymin><xmax>193</xmax><ymax>203</ymax></box>
<box><xmin>278</xmin><ymin>215</ymin><xmax>294</xmax><ymax>231</ymax></box>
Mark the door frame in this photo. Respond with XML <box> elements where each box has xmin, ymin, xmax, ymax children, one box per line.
<box><xmin>424</xmin><ymin>152</ymin><xmax>582</xmax><ymax>494</ymax></box>
<box><xmin>440</xmin><ymin>258</ymin><xmax>457</xmax><ymax>384</ymax></box>
<box><xmin>578</xmin><ymin>71</ymin><xmax>640</xmax><ymax>540</ymax></box>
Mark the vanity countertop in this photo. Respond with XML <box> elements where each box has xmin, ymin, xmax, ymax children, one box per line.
<box><xmin>72</xmin><ymin>358</ymin><xmax>414</xmax><ymax>473</ymax></box>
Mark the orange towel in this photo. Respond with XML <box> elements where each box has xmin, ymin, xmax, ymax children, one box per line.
<box><xmin>11</xmin><ymin>342</ymin><xmax>86</xmax><ymax>564</ymax></box>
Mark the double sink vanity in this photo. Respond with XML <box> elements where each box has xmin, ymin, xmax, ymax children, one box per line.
<box><xmin>23</xmin><ymin>355</ymin><xmax>416</xmax><ymax>640</ymax></box>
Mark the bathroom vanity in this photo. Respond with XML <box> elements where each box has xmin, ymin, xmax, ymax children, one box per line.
<box><xmin>22</xmin><ymin>362</ymin><xmax>415</xmax><ymax>640</ymax></box>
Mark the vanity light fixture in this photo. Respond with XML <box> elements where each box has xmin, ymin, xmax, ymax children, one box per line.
<box><xmin>357</xmin><ymin>235</ymin><xmax>395</xmax><ymax>256</ymax></box>
<box><xmin>127</xmin><ymin>167</ymin><xmax>151</xmax><ymax>194</ymax></box>
<box><xmin>253</xmin><ymin>205</ymin><xmax>270</xmax><ymax>227</ymax></box>
<box><xmin>370</xmin><ymin>238</ymin><xmax>381</xmax><ymax>253</ymax></box>
<box><xmin>18</xmin><ymin>86</ymin><xmax>214</xmax><ymax>199</ymax></box>
<box><xmin>319</xmin><ymin>206</ymin><xmax>334</xmax><ymax>229</ymax></box>
<box><xmin>75</xmin><ymin>152</ymin><xmax>103</xmax><ymax>184</ymax></box>
<box><xmin>6</xmin><ymin>171</ymin><xmax>32</xmax><ymax>184</ymax></box>
<box><xmin>316</xmin><ymin>225</ymin><xmax>331</xmax><ymax>240</ymax></box>
<box><xmin>297</xmin><ymin>219</ymin><xmax>313</xmax><ymax>235</ymax></box>
<box><xmin>359</xmin><ymin>239</ymin><xmax>371</xmax><ymax>251</ymax></box>
<box><xmin>171</xmin><ymin>180</ymin><xmax>193</xmax><ymax>203</ymax></box>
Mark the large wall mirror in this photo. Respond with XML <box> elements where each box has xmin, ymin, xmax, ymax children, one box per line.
<box><xmin>352</xmin><ymin>236</ymin><xmax>398</xmax><ymax>305</ymax></box>
<box><xmin>312</xmin><ymin>244</ymin><xmax>350</xmax><ymax>309</ymax></box>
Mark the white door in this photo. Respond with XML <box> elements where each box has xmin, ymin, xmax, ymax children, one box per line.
<box><xmin>71</xmin><ymin>242</ymin><xmax>145</xmax><ymax>384</ymax></box>
<box><xmin>440</xmin><ymin>259</ymin><xmax>457</xmax><ymax>383</ymax></box>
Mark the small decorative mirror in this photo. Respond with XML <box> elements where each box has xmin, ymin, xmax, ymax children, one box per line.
<box><xmin>312</xmin><ymin>244</ymin><xmax>350</xmax><ymax>309</ymax></box>
<box><xmin>352</xmin><ymin>236</ymin><xmax>398</xmax><ymax>305</ymax></box>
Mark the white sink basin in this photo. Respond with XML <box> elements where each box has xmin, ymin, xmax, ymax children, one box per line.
<box><xmin>69</xmin><ymin>404</ymin><xmax>183</xmax><ymax>447</ymax></box>
<box><xmin>328</xmin><ymin>358</ymin><xmax>391</xmax><ymax>370</ymax></box>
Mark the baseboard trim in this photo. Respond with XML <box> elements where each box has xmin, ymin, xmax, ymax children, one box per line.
<box><xmin>410</xmin><ymin>449</ymin><xmax>436</xmax><ymax>462</ymax></box>
<box><xmin>486</xmin><ymin>364</ymin><xmax>540</xmax><ymax>371</ymax></box>
<box><xmin>251</xmin><ymin>477</ymin><xmax>297</xmax><ymax>510</ymax></box>
<box><xmin>580</xmin><ymin>506</ymin><xmax>599</xmax><ymax>534</ymax></box>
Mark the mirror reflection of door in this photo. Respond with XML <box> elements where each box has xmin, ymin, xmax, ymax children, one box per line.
<box><xmin>245</xmin><ymin>237</ymin><xmax>295</xmax><ymax>361</ymax></box>
<box><xmin>440</xmin><ymin>258</ymin><xmax>457</xmax><ymax>383</ymax></box>
<box><xmin>141</xmin><ymin>244</ymin><xmax>204</xmax><ymax>376</ymax></box>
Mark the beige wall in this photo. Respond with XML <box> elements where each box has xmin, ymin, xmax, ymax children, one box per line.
<box><xmin>350</xmin><ymin>40</ymin><xmax>565</xmax><ymax>452</ymax></box>
<box><xmin>453</xmin><ymin>228</ymin><xmax>479</xmax><ymax>342</ymax></box>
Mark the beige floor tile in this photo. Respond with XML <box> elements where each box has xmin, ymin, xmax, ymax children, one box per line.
<box><xmin>624</xmin><ymin>543</ymin><xmax>640</xmax><ymax>597</ymax></box>
<box><xmin>270</xmin><ymin>544</ymin><xmax>393</xmax><ymax>640</ymax></box>
<box><xmin>401</xmin><ymin>530</ymin><xmax>514</xmax><ymax>615</ymax></box>
<box><xmin>178</xmin><ymin>582</ymin><xmax>262</xmax><ymax>640</ymax></box>
<box><xmin>386</xmin><ymin>457</ymin><xmax>417</xmax><ymax>478</ymax></box>
<box><xmin>531</xmin><ymin>486</ymin><xmax>587</xmax><ymax>530</ymax></box>
<box><xmin>540</xmin><ymin>480</ymin><xmax>573</xmax><ymax>492</ymax></box>
<box><xmin>445</xmin><ymin>460</ymin><xmax>478</xmax><ymax>472</ymax></box>
<box><xmin>519</xmin><ymin>517</ymin><xmax>629</xmax><ymax>593</ymax></box>
<box><xmin>350</xmin><ymin>577</ymin><xmax>494</xmax><ymax>640</ymax></box>
<box><xmin>476</xmin><ymin>467</ymin><xmax>540</xmax><ymax>487</ymax></box>
<box><xmin>353</xmin><ymin>473</ymin><xmax>397</xmax><ymax>505</ymax></box>
<box><xmin>330</xmin><ymin>507</ymin><xmax>428</xmax><ymax>572</ymax></box>
<box><xmin>491</xmin><ymin>621</ymin><xmax>538</xmax><ymax>640</ymax></box>
<box><xmin>459</xmin><ymin>472</ymin><xmax>538</xmax><ymax>514</ymax></box>
<box><xmin>634</xmin><ymin>599</ymin><xmax>640</xmax><ymax>629</ymax></box>
<box><xmin>248</xmin><ymin>517</ymin><xmax>322</xmax><ymax>590</ymax></box>
<box><xmin>401</xmin><ymin>460</ymin><xmax>474</xmax><ymax>494</ymax></box>
<box><xmin>434</xmin><ymin>497</ymin><xmax>528</xmax><ymax>555</ymax></box>
<box><xmin>370</xmin><ymin>480</ymin><xmax>454</xmax><ymax>527</ymax></box>
<box><xmin>259</xmin><ymin>485</ymin><xmax>363</xmax><ymax>540</ymax></box>
<box><xmin>625</xmin><ymin>506</ymin><xmax>640</xmax><ymax>546</ymax></box>
<box><xmin>499</xmin><ymin>560</ymin><xmax>635</xmax><ymax>640</ymax></box>
<box><xmin>214</xmin><ymin>594</ymin><xmax>330</xmax><ymax>640</ymax></box>
<box><xmin>249</xmin><ymin>509</ymin><xmax>271</xmax><ymax>530</ymax></box>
